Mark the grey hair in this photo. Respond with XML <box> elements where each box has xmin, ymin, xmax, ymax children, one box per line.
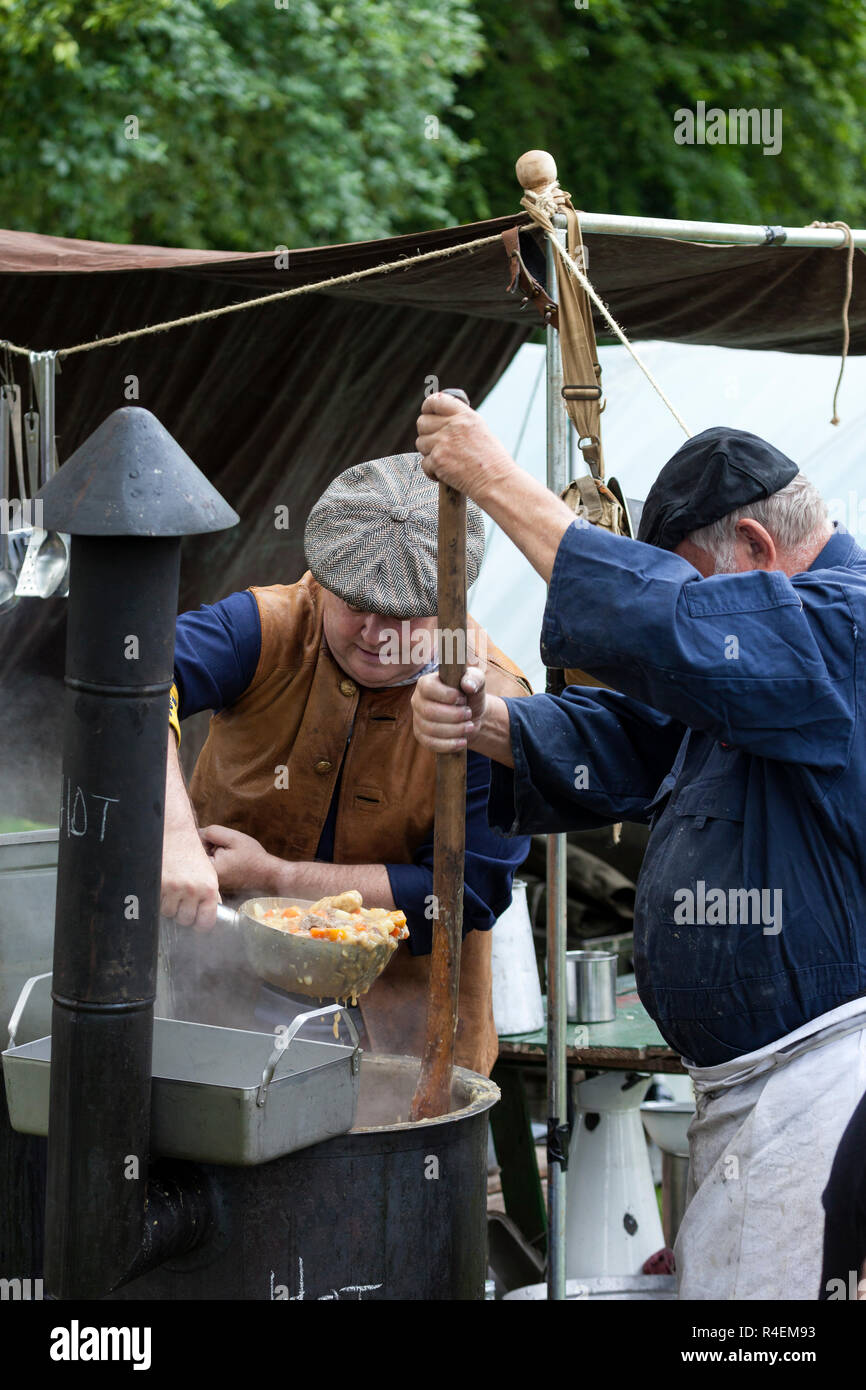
<box><xmin>684</xmin><ymin>473</ymin><xmax>829</xmax><ymax>573</ymax></box>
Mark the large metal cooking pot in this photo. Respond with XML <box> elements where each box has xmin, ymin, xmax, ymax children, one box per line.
<box><xmin>108</xmin><ymin>1054</ymin><xmax>500</xmax><ymax>1301</ymax></box>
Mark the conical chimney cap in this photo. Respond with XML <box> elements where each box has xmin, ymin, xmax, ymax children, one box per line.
<box><xmin>38</xmin><ymin>407</ymin><xmax>239</xmax><ymax>537</ymax></box>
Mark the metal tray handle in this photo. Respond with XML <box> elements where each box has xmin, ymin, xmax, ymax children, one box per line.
<box><xmin>6</xmin><ymin>972</ymin><xmax>52</xmax><ymax>1050</ymax></box>
<box><xmin>257</xmin><ymin>1004</ymin><xmax>360</xmax><ymax>1108</ymax></box>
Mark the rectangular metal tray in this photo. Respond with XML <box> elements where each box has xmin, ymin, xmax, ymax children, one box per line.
<box><xmin>3</xmin><ymin>1004</ymin><xmax>360</xmax><ymax>1167</ymax></box>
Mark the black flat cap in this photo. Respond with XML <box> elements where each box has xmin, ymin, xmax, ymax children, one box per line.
<box><xmin>637</xmin><ymin>426</ymin><xmax>799</xmax><ymax>552</ymax></box>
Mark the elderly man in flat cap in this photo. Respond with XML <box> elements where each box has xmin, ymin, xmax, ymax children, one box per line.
<box><xmin>159</xmin><ymin>452</ymin><xmax>531</xmax><ymax>1076</ymax></box>
<box><xmin>413</xmin><ymin>394</ymin><xmax>866</xmax><ymax>1300</ymax></box>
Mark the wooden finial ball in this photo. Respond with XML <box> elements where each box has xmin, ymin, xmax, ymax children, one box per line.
<box><xmin>516</xmin><ymin>150</ymin><xmax>558</xmax><ymax>192</ymax></box>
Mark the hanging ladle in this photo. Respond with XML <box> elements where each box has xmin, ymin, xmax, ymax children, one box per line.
<box><xmin>15</xmin><ymin>353</ymin><xmax>69</xmax><ymax>599</ymax></box>
<box><xmin>31</xmin><ymin>351</ymin><xmax>68</xmax><ymax>594</ymax></box>
<box><xmin>2</xmin><ymin>384</ymin><xmax>30</xmax><ymax>578</ymax></box>
<box><xmin>0</xmin><ymin>389</ymin><xmax>19</xmax><ymax>614</ymax></box>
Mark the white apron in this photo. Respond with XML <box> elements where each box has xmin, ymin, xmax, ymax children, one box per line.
<box><xmin>674</xmin><ymin>996</ymin><xmax>866</xmax><ymax>1300</ymax></box>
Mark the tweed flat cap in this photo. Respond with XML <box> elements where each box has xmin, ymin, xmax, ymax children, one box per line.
<box><xmin>304</xmin><ymin>452</ymin><xmax>486</xmax><ymax>617</ymax></box>
<box><xmin>637</xmin><ymin>427</ymin><xmax>799</xmax><ymax>551</ymax></box>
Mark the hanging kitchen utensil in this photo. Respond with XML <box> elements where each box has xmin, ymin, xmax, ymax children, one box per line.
<box><xmin>209</xmin><ymin>898</ymin><xmax>402</xmax><ymax>1001</ymax></box>
<box><xmin>16</xmin><ymin>406</ymin><xmax>46</xmax><ymax>595</ymax></box>
<box><xmin>0</xmin><ymin>384</ymin><xmax>26</xmax><ymax>506</ymax></box>
<box><xmin>14</xmin><ymin>508</ymin><xmax>69</xmax><ymax>598</ymax></box>
<box><xmin>410</xmin><ymin>386</ymin><xmax>471</xmax><ymax>1122</ymax></box>
<box><xmin>23</xmin><ymin>408</ymin><xmax>39</xmax><ymax>498</ymax></box>
<box><xmin>15</xmin><ymin>353</ymin><xmax>69</xmax><ymax>599</ymax></box>
<box><xmin>0</xmin><ymin>391</ymin><xmax>19</xmax><ymax>613</ymax></box>
<box><xmin>2</xmin><ymin>384</ymin><xmax>30</xmax><ymax>579</ymax></box>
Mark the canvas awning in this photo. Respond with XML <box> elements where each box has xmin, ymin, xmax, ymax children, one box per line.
<box><xmin>1</xmin><ymin>211</ymin><xmax>864</xmax><ymax>811</ymax></box>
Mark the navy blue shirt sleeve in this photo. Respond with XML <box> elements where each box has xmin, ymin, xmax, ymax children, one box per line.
<box><xmin>386</xmin><ymin>751</ymin><xmax>530</xmax><ymax>956</ymax></box>
<box><xmin>488</xmin><ymin>686</ymin><xmax>686</xmax><ymax>836</ymax></box>
<box><xmin>174</xmin><ymin>591</ymin><xmax>262</xmax><ymax>716</ymax></box>
<box><xmin>540</xmin><ymin>520</ymin><xmax>856</xmax><ymax>771</ymax></box>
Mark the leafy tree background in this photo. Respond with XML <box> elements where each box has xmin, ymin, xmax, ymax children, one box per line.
<box><xmin>453</xmin><ymin>0</ymin><xmax>866</xmax><ymax>226</ymax></box>
<box><xmin>0</xmin><ymin>0</ymin><xmax>482</xmax><ymax>246</ymax></box>
<box><xmin>0</xmin><ymin>0</ymin><xmax>864</xmax><ymax>248</ymax></box>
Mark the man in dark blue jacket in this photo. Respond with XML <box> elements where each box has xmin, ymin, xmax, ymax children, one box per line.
<box><xmin>412</xmin><ymin>392</ymin><xmax>866</xmax><ymax>1300</ymax></box>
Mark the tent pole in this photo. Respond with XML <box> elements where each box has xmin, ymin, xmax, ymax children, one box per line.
<box><xmin>570</xmin><ymin>210</ymin><xmax>866</xmax><ymax>250</ymax></box>
<box><xmin>545</xmin><ymin>211</ymin><xmax>570</xmax><ymax>1302</ymax></box>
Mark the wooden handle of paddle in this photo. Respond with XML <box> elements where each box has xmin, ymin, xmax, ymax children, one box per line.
<box><xmin>410</xmin><ymin>387</ymin><xmax>470</xmax><ymax>1122</ymax></box>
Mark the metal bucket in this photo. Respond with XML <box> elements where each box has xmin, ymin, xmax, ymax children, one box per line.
<box><xmin>491</xmin><ymin>880</ymin><xmax>543</xmax><ymax>1036</ymax></box>
<box><xmin>109</xmin><ymin>1054</ymin><xmax>500</xmax><ymax>1301</ymax></box>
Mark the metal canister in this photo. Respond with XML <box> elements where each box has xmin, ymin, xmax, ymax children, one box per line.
<box><xmin>565</xmin><ymin>949</ymin><xmax>617</xmax><ymax>1023</ymax></box>
<box><xmin>491</xmin><ymin>880</ymin><xmax>544</xmax><ymax>1036</ymax></box>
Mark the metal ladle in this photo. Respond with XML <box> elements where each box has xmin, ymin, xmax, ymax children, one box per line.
<box><xmin>15</xmin><ymin>353</ymin><xmax>69</xmax><ymax>599</ymax></box>
<box><xmin>31</xmin><ymin>352</ymin><xmax>68</xmax><ymax>594</ymax></box>
<box><xmin>30</xmin><ymin>529</ymin><xmax>69</xmax><ymax>598</ymax></box>
<box><xmin>0</xmin><ymin>390</ymin><xmax>19</xmax><ymax>614</ymax></box>
<box><xmin>216</xmin><ymin>897</ymin><xmax>400</xmax><ymax>1000</ymax></box>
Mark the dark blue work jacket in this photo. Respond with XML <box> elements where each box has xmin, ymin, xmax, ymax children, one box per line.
<box><xmin>488</xmin><ymin>520</ymin><xmax>866</xmax><ymax>1066</ymax></box>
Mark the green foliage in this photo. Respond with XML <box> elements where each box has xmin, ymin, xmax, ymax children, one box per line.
<box><xmin>0</xmin><ymin>0</ymin><xmax>177</xmax><ymax>63</ymax></box>
<box><xmin>450</xmin><ymin>0</ymin><xmax>866</xmax><ymax>226</ymax></box>
<box><xmin>0</xmin><ymin>0</ymin><xmax>865</xmax><ymax>247</ymax></box>
<box><xmin>0</xmin><ymin>0</ymin><xmax>482</xmax><ymax>247</ymax></box>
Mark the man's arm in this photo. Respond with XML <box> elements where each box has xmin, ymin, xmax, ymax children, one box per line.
<box><xmin>271</xmin><ymin>860</ymin><xmax>394</xmax><ymax>905</ymax></box>
<box><xmin>173</xmin><ymin>591</ymin><xmax>262</xmax><ymax>716</ymax></box>
<box><xmin>161</xmin><ymin>729</ymin><xmax>221</xmax><ymax>930</ymax></box>
<box><xmin>416</xmin><ymin>395</ymin><xmax>855</xmax><ymax>771</ymax></box>
<box><xmin>413</xmin><ymin>666</ymin><xmax>686</xmax><ymax>836</ymax></box>
<box><xmin>162</xmin><ymin>591</ymin><xmax>263</xmax><ymax>930</ymax></box>
<box><xmin>200</xmin><ymin>824</ymin><xmax>396</xmax><ymax>908</ymax></box>
<box><xmin>201</xmin><ymin>753</ymin><xmax>530</xmax><ymax>956</ymax></box>
<box><xmin>415</xmin><ymin>392</ymin><xmax>573</xmax><ymax>583</ymax></box>
<box><xmin>489</xmin><ymin>686</ymin><xmax>686</xmax><ymax>835</ymax></box>
<box><xmin>537</xmin><ymin>521</ymin><xmax>855</xmax><ymax>769</ymax></box>
<box><xmin>411</xmin><ymin>666</ymin><xmax>514</xmax><ymax>766</ymax></box>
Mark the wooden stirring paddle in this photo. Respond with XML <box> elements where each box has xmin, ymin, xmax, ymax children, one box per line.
<box><xmin>410</xmin><ymin>387</ymin><xmax>470</xmax><ymax>1122</ymax></box>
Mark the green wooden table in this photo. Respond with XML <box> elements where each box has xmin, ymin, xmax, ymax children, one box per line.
<box><xmin>489</xmin><ymin>978</ymin><xmax>685</xmax><ymax>1250</ymax></box>
<box><xmin>499</xmin><ymin>977</ymin><xmax>685</xmax><ymax>1074</ymax></box>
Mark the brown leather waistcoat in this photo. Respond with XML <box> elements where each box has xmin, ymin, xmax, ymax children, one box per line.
<box><xmin>189</xmin><ymin>573</ymin><xmax>531</xmax><ymax>1076</ymax></box>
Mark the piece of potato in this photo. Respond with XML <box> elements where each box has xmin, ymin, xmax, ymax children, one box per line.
<box><xmin>310</xmin><ymin>889</ymin><xmax>364</xmax><ymax>914</ymax></box>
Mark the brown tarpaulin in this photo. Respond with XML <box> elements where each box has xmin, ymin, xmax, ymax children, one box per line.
<box><xmin>1</xmin><ymin>213</ymin><xmax>864</xmax><ymax>812</ymax></box>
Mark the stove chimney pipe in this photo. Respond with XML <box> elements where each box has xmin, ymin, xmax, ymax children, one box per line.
<box><xmin>37</xmin><ymin>408</ymin><xmax>238</xmax><ymax>1298</ymax></box>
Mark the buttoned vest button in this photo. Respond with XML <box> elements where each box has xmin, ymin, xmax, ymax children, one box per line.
<box><xmin>314</xmin><ymin>759</ymin><xmax>333</xmax><ymax>775</ymax></box>
<box><xmin>339</xmin><ymin>679</ymin><xmax>357</xmax><ymax>697</ymax></box>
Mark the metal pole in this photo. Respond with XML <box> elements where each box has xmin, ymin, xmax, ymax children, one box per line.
<box><xmin>558</xmin><ymin>209</ymin><xmax>866</xmax><ymax>250</ymax></box>
<box><xmin>545</xmin><ymin>212</ymin><xmax>569</xmax><ymax>1302</ymax></box>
